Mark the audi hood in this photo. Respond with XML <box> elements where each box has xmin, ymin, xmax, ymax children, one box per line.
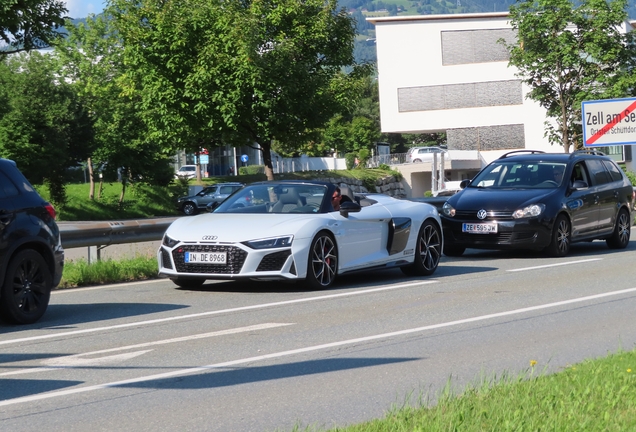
<box><xmin>165</xmin><ymin>213</ymin><xmax>329</xmax><ymax>243</ymax></box>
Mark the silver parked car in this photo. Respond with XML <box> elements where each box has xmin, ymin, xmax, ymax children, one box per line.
<box><xmin>176</xmin><ymin>182</ymin><xmax>245</xmax><ymax>215</ymax></box>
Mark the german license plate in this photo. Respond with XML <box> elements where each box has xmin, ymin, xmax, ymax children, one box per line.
<box><xmin>185</xmin><ymin>252</ymin><xmax>227</xmax><ymax>264</ymax></box>
<box><xmin>462</xmin><ymin>223</ymin><xmax>498</xmax><ymax>233</ymax></box>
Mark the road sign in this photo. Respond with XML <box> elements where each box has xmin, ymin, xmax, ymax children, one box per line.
<box><xmin>199</xmin><ymin>155</ymin><xmax>209</xmax><ymax>164</ymax></box>
<box><xmin>582</xmin><ymin>97</ymin><xmax>636</xmax><ymax>147</ymax></box>
<box><xmin>240</xmin><ymin>154</ymin><xmax>249</xmax><ymax>163</ymax></box>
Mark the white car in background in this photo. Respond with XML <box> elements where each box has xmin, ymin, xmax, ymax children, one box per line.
<box><xmin>158</xmin><ymin>180</ymin><xmax>443</xmax><ymax>289</ymax></box>
<box><xmin>175</xmin><ymin>165</ymin><xmax>197</xmax><ymax>179</ymax></box>
<box><xmin>406</xmin><ymin>146</ymin><xmax>447</xmax><ymax>163</ymax></box>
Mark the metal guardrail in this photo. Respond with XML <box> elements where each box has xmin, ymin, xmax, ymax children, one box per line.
<box><xmin>58</xmin><ymin>217</ymin><xmax>178</xmax><ymax>249</ymax></box>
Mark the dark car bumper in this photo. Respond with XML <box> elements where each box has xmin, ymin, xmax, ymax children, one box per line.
<box><xmin>441</xmin><ymin>217</ymin><xmax>553</xmax><ymax>251</ymax></box>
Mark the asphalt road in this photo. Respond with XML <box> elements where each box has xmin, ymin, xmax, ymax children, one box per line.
<box><xmin>2</xmin><ymin>238</ymin><xmax>636</xmax><ymax>431</ymax></box>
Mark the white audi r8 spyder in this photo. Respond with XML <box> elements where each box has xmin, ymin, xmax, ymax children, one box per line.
<box><xmin>158</xmin><ymin>181</ymin><xmax>443</xmax><ymax>289</ymax></box>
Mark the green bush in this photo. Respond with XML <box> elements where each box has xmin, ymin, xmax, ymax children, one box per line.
<box><xmin>345</xmin><ymin>153</ymin><xmax>357</xmax><ymax>170</ymax></box>
<box><xmin>357</xmin><ymin>148</ymin><xmax>370</xmax><ymax>169</ymax></box>
<box><xmin>239</xmin><ymin>165</ymin><xmax>264</xmax><ymax>175</ymax></box>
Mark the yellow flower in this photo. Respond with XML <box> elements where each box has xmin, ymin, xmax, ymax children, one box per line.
<box><xmin>628</xmin><ymin>369</ymin><xmax>632</xmax><ymax>373</ymax></box>
<box><xmin>530</xmin><ymin>360</ymin><xmax>537</xmax><ymax>367</ymax></box>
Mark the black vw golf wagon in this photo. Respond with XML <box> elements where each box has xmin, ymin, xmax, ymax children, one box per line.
<box><xmin>441</xmin><ymin>150</ymin><xmax>634</xmax><ymax>257</ymax></box>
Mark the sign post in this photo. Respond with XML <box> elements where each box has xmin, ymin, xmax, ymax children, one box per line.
<box><xmin>582</xmin><ymin>97</ymin><xmax>636</xmax><ymax>147</ymax></box>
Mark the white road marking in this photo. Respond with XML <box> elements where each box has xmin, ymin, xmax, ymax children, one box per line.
<box><xmin>507</xmin><ymin>258</ymin><xmax>602</xmax><ymax>272</ymax></box>
<box><xmin>2</xmin><ymin>286</ymin><xmax>636</xmax><ymax>407</ymax></box>
<box><xmin>44</xmin><ymin>350</ymin><xmax>153</xmax><ymax>367</ymax></box>
<box><xmin>0</xmin><ymin>281</ymin><xmax>435</xmax><ymax>346</ymax></box>
<box><xmin>0</xmin><ymin>323</ymin><xmax>293</xmax><ymax>377</ymax></box>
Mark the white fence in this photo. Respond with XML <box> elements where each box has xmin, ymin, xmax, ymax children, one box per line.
<box><xmin>271</xmin><ymin>156</ymin><xmax>348</xmax><ymax>173</ymax></box>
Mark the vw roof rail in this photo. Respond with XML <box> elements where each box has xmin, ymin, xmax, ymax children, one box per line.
<box><xmin>497</xmin><ymin>150</ymin><xmax>545</xmax><ymax>159</ymax></box>
<box><xmin>571</xmin><ymin>149</ymin><xmax>606</xmax><ymax>157</ymax></box>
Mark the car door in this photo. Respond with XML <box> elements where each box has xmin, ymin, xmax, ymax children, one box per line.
<box><xmin>197</xmin><ymin>187</ymin><xmax>217</xmax><ymax>207</ymax></box>
<box><xmin>585</xmin><ymin>159</ymin><xmax>616</xmax><ymax>234</ymax></box>
<box><xmin>598</xmin><ymin>160</ymin><xmax>625</xmax><ymax>234</ymax></box>
<box><xmin>566</xmin><ymin>161</ymin><xmax>599</xmax><ymax>238</ymax></box>
<box><xmin>335</xmin><ymin>204</ymin><xmax>394</xmax><ymax>271</ymax></box>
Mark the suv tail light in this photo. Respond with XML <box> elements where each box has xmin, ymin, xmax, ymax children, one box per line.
<box><xmin>44</xmin><ymin>203</ymin><xmax>57</xmax><ymax>220</ymax></box>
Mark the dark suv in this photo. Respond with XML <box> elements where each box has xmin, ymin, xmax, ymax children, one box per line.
<box><xmin>441</xmin><ymin>150</ymin><xmax>634</xmax><ymax>257</ymax></box>
<box><xmin>0</xmin><ymin>158</ymin><xmax>64</xmax><ymax>324</ymax></box>
<box><xmin>176</xmin><ymin>182</ymin><xmax>245</xmax><ymax>215</ymax></box>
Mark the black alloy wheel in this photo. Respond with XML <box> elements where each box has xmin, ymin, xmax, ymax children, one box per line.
<box><xmin>306</xmin><ymin>232</ymin><xmax>337</xmax><ymax>289</ymax></box>
<box><xmin>0</xmin><ymin>250</ymin><xmax>52</xmax><ymax>324</ymax></box>
<box><xmin>546</xmin><ymin>214</ymin><xmax>571</xmax><ymax>257</ymax></box>
<box><xmin>401</xmin><ymin>220</ymin><xmax>442</xmax><ymax>276</ymax></box>
<box><xmin>606</xmin><ymin>208</ymin><xmax>631</xmax><ymax>249</ymax></box>
<box><xmin>182</xmin><ymin>202</ymin><xmax>197</xmax><ymax>216</ymax></box>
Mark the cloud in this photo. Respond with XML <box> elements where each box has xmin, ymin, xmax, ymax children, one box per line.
<box><xmin>62</xmin><ymin>0</ymin><xmax>105</xmax><ymax>19</ymax></box>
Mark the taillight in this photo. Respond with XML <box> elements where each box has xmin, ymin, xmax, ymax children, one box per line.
<box><xmin>44</xmin><ymin>203</ymin><xmax>57</xmax><ymax>220</ymax></box>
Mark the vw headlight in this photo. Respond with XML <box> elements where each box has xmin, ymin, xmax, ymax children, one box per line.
<box><xmin>512</xmin><ymin>204</ymin><xmax>545</xmax><ymax>219</ymax></box>
<box><xmin>163</xmin><ymin>234</ymin><xmax>180</xmax><ymax>248</ymax></box>
<box><xmin>442</xmin><ymin>202</ymin><xmax>456</xmax><ymax>217</ymax></box>
<box><xmin>243</xmin><ymin>235</ymin><xmax>293</xmax><ymax>249</ymax></box>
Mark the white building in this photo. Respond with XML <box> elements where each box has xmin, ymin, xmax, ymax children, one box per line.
<box><xmin>368</xmin><ymin>12</ymin><xmax>634</xmax><ymax>185</ymax></box>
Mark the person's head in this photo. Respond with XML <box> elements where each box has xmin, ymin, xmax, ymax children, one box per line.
<box><xmin>332</xmin><ymin>187</ymin><xmax>342</xmax><ymax>210</ymax></box>
<box><xmin>553</xmin><ymin>166</ymin><xmax>565</xmax><ymax>182</ymax></box>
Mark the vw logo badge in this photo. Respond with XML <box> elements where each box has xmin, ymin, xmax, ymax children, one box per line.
<box><xmin>477</xmin><ymin>209</ymin><xmax>488</xmax><ymax>220</ymax></box>
<box><xmin>202</xmin><ymin>235</ymin><xmax>218</xmax><ymax>240</ymax></box>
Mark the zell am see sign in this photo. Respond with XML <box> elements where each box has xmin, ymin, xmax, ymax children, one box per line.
<box><xmin>582</xmin><ymin>97</ymin><xmax>636</xmax><ymax>147</ymax></box>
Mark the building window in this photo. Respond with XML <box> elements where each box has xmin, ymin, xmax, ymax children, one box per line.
<box><xmin>397</xmin><ymin>80</ymin><xmax>522</xmax><ymax>112</ymax></box>
<box><xmin>441</xmin><ymin>28</ymin><xmax>516</xmax><ymax>65</ymax></box>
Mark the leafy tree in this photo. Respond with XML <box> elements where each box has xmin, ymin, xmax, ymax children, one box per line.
<box><xmin>0</xmin><ymin>0</ymin><xmax>68</xmax><ymax>56</ymax></box>
<box><xmin>55</xmin><ymin>15</ymin><xmax>175</xmax><ymax>204</ymax></box>
<box><xmin>504</xmin><ymin>0</ymin><xmax>636</xmax><ymax>152</ymax></box>
<box><xmin>109</xmin><ymin>0</ymin><xmax>369</xmax><ymax>181</ymax></box>
<box><xmin>0</xmin><ymin>52</ymin><xmax>93</xmax><ymax>205</ymax></box>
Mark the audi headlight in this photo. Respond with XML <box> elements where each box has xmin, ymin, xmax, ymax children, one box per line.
<box><xmin>243</xmin><ymin>235</ymin><xmax>293</xmax><ymax>249</ymax></box>
<box><xmin>163</xmin><ymin>234</ymin><xmax>180</xmax><ymax>248</ymax></box>
<box><xmin>512</xmin><ymin>204</ymin><xmax>545</xmax><ymax>219</ymax></box>
<box><xmin>442</xmin><ymin>202</ymin><xmax>456</xmax><ymax>217</ymax></box>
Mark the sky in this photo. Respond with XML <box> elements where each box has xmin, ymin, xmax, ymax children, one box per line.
<box><xmin>63</xmin><ymin>0</ymin><xmax>106</xmax><ymax>19</ymax></box>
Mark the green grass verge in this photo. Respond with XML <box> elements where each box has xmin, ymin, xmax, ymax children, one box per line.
<box><xmin>320</xmin><ymin>350</ymin><xmax>636</xmax><ymax>431</ymax></box>
<box><xmin>59</xmin><ymin>256</ymin><xmax>159</xmax><ymax>288</ymax></box>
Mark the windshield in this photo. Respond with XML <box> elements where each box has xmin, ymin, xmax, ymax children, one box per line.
<box><xmin>214</xmin><ymin>184</ymin><xmax>328</xmax><ymax>214</ymax></box>
<box><xmin>470</xmin><ymin>162</ymin><xmax>567</xmax><ymax>189</ymax></box>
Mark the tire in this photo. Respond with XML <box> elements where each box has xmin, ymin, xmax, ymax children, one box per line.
<box><xmin>0</xmin><ymin>250</ymin><xmax>52</xmax><ymax>324</ymax></box>
<box><xmin>443</xmin><ymin>245</ymin><xmax>465</xmax><ymax>257</ymax></box>
<box><xmin>546</xmin><ymin>214</ymin><xmax>571</xmax><ymax>257</ymax></box>
<box><xmin>401</xmin><ymin>220</ymin><xmax>442</xmax><ymax>276</ymax></box>
<box><xmin>171</xmin><ymin>278</ymin><xmax>205</xmax><ymax>289</ymax></box>
<box><xmin>305</xmin><ymin>232</ymin><xmax>337</xmax><ymax>290</ymax></box>
<box><xmin>182</xmin><ymin>202</ymin><xmax>198</xmax><ymax>216</ymax></box>
<box><xmin>606</xmin><ymin>208</ymin><xmax>631</xmax><ymax>249</ymax></box>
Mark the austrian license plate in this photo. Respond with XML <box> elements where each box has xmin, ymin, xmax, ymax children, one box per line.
<box><xmin>185</xmin><ymin>252</ymin><xmax>227</xmax><ymax>264</ymax></box>
<box><xmin>462</xmin><ymin>223</ymin><xmax>498</xmax><ymax>234</ymax></box>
